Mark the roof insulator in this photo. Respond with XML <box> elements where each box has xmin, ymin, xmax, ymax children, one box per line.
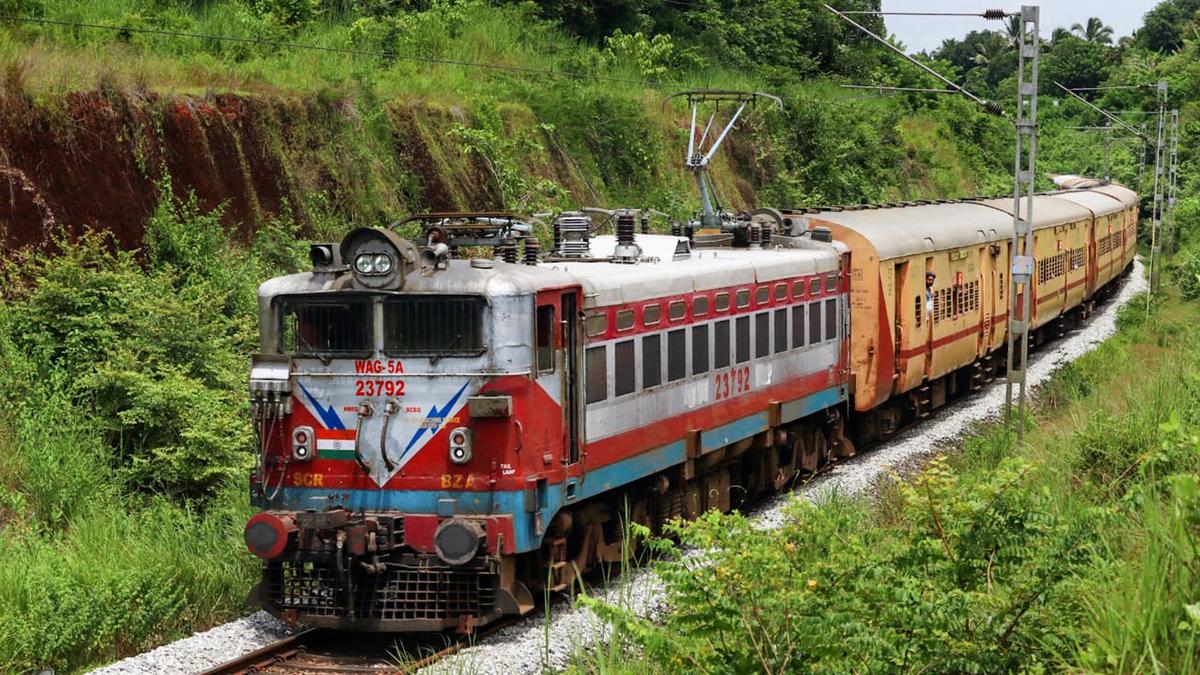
<box><xmin>982</xmin><ymin>9</ymin><xmax>1007</xmax><ymax>20</ymax></box>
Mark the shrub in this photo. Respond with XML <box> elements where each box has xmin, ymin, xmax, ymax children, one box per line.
<box><xmin>589</xmin><ymin>458</ymin><xmax>1098</xmax><ymax>673</ymax></box>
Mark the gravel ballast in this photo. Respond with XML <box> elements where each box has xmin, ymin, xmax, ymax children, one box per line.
<box><xmin>90</xmin><ymin>263</ymin><xmax>1146</xmax><ymax>675</ymax></box>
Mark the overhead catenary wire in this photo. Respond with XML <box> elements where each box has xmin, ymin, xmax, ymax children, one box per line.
<box><xmin>839</xmin><ymin>84</ymin><xmax>958</xmax><ymax>94</ymax></box>
<box><xmin>1065</xmin><ymin>84</ymin><xmax>1153</xmax><ymax>91</ymax></box>
<box><xmin>823</xmin><ymin>4</ymin><xmax>1004</xmax><ymax>116</ymax></box>
<box><xmin>0</xmin><ymin>13</ymin><xmax>677</xmax><ymax>88</ymax></box>
<box><xmin>837</xmin><ymin>10</ymin><xmax>1011</xmax><ymax>18</ymax></box>
<box><xmin>1053</xmin><ymin>81</ymin><xmax>1148</xmax><ymax>141</ymax></box>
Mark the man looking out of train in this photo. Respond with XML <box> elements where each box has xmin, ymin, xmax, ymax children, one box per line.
<box><xmin>925</xmin><ymin>272</ymin><xmax>936</xmax><ymax>317</ymax></box>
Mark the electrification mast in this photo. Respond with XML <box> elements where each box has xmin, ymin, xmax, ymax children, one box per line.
<box><xmin>1003</xmin><ymin>5</ymin><xmax>1039</xmax><ymax>441</ymax></box>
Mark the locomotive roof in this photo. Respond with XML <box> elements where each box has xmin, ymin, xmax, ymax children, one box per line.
<box><xmin>806</xmin><ymin>184</ymin><xmax>1137</xmax><ymax>260</ymax></box>
<box><xmin>257</xmin><ymin>234</ymin><xmax>842</xmax><ymax>310</ymax></box>
<box><xmin>550</xmin><ymin>234</ymin><xmax>843</xmax><ymax>308</ymax></box>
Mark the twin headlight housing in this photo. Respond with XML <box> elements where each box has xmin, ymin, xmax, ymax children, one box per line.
<box><xmin>353</xmin><ymin>252</ymin><xmax>396</xmax><ymax>276</ymax></box>
<box><xmin>340</xmin><ymin>227</ymin><xmax>417</xmax><ymax>290</ymax></box>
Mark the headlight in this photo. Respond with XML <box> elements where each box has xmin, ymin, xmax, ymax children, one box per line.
<box><xmin>373</xmin><ymin>253</ymin><xmax>394</xmax><ymax>274</ymax></box>
<box><xmin>340</xmin><ymin>227</ymin><xmax>417</xmax><ymax>290</ymax></box>
<box><xmin>354</xmin><ymin>254</ymin><xmax>375</xmax><ymax>274</ymax></box>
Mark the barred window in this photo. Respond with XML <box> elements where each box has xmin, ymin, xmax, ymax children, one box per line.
<box><xmin>692</xmin><ymin>324</ymin><xmax>709</xmax><ymax>375</ymax></box>
<box><xmin>825</xmin><ymin>299</ymin><xmax>837</xmax><ymax>340</ymax></box>
<box><xmin>642</xmin><ymin>334</ymin><xmax>661</xmax><ymax>389</ymax></box>
<box><xmin>736</xmin><ymin>316</ymin><xmax>751</xmax><ymax>363</ymax></box>
<box><xmin>792</xmin><ymin>305</ymin><xmax>806</xmax><ymax>348</ymax></box>
<box><xmin>914</xmin><ymin>295</ymin><xmax>923</xmax><ymax>329</ymax></box>
<box><xmin>715</xmin><ymin>320</ymin><xmax>731</xmax><ymax>369</ymax></box>
<box><xmin>585</xmin><ymin>346</ymin><xmax>607</xmax><ymax>404</ymax></box>
<box><xmin>281</xmin><ymin>296</ymin><xmax>372</xmax><ymax>356</ymax></box>
<box><xmin>383</xmin><ymin>295</ymin><xmax>485</xmax><ymax>356</ymax></box>
<box><xmin>808</xmin><ymin>301</ymin><xmax>822</xmax><ymax>342</ymax></box>
<box><xmin>668</xmin><ymin>329</ymin><xmax>687</xmax><ymax>381</ymax></box>
<box><xmin>615</xmin><ymin>340</ymin><xmax>635</xmax><ymax>396</ymax></box>
<box><xmin>755</xmin><ymin>312</ymin><xmax>770</xmax><ymax>358</ymax></box>
<box><xmin>774</xmin><ymin>308</ymin><xmax>788</xmax><ymax>354</ymax></box>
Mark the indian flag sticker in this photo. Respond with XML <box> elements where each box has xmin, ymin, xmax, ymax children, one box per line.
<box><xmin>316</xmin><ymin>429</ymin><xmax>357</xmax><ymax>460</ymax></box>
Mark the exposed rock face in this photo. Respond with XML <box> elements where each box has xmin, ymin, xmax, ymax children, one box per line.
<box><xmin>0</xmin><ymin>85</ymin><xmax>765</xmax><ymax>252</ymax></box>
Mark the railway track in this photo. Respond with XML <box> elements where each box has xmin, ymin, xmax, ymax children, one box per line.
<box><xmin>199</xmin><ymin>618</ymin><xmax>517</xmax><ymax>675</ymax></box>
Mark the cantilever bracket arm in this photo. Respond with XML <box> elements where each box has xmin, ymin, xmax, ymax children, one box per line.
<box><xmin>663</xmin><ymin>90</ymin><xmax>783</xmax><ymax>170</ymax></box>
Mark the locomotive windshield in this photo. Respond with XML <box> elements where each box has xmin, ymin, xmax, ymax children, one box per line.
<box><xmin>384</xmin><ymin>296</ymin><xmax>485</xmax><ymax>356</ymax></box>
<box><xmin>279</xmin><ymin>296</ymin><xmax>372</xmax><ymax>356</ymax></box>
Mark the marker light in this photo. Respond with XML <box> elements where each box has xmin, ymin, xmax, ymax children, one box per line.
<box><xmin>448</xmin><ymin>427</ymin><xmax>472</xmax><ymax>464</ymax></box>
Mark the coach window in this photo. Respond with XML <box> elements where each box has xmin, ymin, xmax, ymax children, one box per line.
<box><xmin>808</xmin><ymin>278</ymin><xmax>821</xmax><ymax>296</ymax></box>
<box><xmin>825</xmin><ymin>273</ymin><xmax>839</xmax><ymax>293</ymax></box>
<box><xmin>668</xmin><ymin>300</ymin><xmax>687</xmax><ymax>321</ymax></box>
<box><xmin>825</xmin><ymin>299</ymin><xmax>837</xmax><ymax>341</ymax></box>
<box><xmin>615</xmin><ymin>340</ymin><xmax>635</xmax><ymax>397</ymax></box>
<box><xmin>808</xmin><ymin>301</ymin><xmax>822</xmax><ymax>343</ymax></box>
<box><xmin>643</xmin><ymin>303</ymin><xmax>661</xmax><ymax>326</ymax></box>
<box><xmin>775</xmin><ymin>283</ymin><xmax>788</xmax><ymax>301</ymax></box>
<box><xmin>642</xmin><ymin>334</ymin><xmax>662</xmax><ymax>389</ymax></box>
<box><xmin>715</xmin><ymin>292</ymin><xmax>730</xmax><ymax>312</ymax></box>
<box><xmin>694</xmin><ymin>296</ymin><xmax>710</xmax><ymax>316</ymax></box>
<box><xmin>792</xmin><ymin>279</ymin><xmax>806</xmax><ymax>299</ymax></box>
<box><xmin>616</xmin><ymin>309</ymin><xmax>635</xmax><ymax>332</ymax></box>
<box><xmin>736</xmin><ymin>316</ymin><xmax>751</xmax><ymax>363</ymax></box>
<box><xmin>756</xmin><ymin>286</ymin><xmax>769</xmax><ymax>305</ymax></box>
<box><xmin>585</xmin><ymin>346</ymin><xmax>607</xmax><ymax>404</ymax></box>
<box><xmin>755</xmin><ymin>312</ymin><xmax>770</xmax><ymax>358</ymax></box>
<box><xmin>281</xmin><ymin>296</ymin><xmax>373</xmax><ymax>356</ymax></box>
<box><xmin>693</xmin><ymin>324</ymin><xmax>709</xmax><ymax>375</ymax></box>
<box><xmin>774</xmin><ymin>308</ymin><xmax>788</xmax><ymax>353</ymax></box>
<box><xmin>736</xmin><ymin>289</ymin><xmax>751</xmax><ymax>309</ymax></box>
<box><xmin>536</xmin><ymin>304</ymin><xmax>555</xmax><ymax>373</ymax></box>
<box><xmin>586</xmin><ymin>313</ymin><xmax>608</xmax><ymax>337</ymax></box>
<box><xmin>715</xmin><ymin>320</ymin><xmax>731</xmax><ymax>369</ymax></box>
<box><xmin>668</xmin><ymin>329</ymin><xmax>687</xmax><ymax>382</ymax></box>
<box><xmin>792</xmin><ymin>305</ymin><xmax>806</xmax><ymax>348</ymax></box>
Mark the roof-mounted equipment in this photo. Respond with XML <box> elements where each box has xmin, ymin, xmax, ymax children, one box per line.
<box><xmin>664</xmin><ymin>89</ymin><xmax>782</xmax><ymax>239</ymax></box>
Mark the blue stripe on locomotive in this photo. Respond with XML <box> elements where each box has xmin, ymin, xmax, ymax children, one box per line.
<box><xmin>273</xmin><ymin>384</ymin><xmax>844</xmax><ymax>553</ymax></box>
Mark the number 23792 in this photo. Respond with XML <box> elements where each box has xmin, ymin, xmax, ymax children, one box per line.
<box><xmin>713</xmin><ymin>366</ymin><xmax>751</xmax><ymax>401</ymax></box>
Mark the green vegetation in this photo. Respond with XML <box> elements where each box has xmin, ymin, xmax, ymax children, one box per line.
<box><xmin>0</xmin><ymin>0</ymin><xmax>1198</xmax><ymax>673</ymax></box>
<box><xmin>0</xmin><ymin>189</ymin><xmax>307</xmax><ymax>672</ymax></box>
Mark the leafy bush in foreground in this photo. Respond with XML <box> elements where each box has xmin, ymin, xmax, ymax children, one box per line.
<box><xmin>588</xmin><ymin>457</ymin><xmax>1098</xmax><ymax>674</ymax></box>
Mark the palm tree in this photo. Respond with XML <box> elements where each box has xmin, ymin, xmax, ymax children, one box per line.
<box><xmin>1005</xmin><ymin>15</ymin><xmax>1020</xmax><ymax>44</ymax></box>
<box><xmin>972</xmin><ymin>32</ymin><xmax>1010</xmax><ymax>66</ymax></box>
<box><xmin>1051</xmin><ymin>27</ymin><xmax>1072</xmax><ymax>44</ymax></box>
<box><xmin>1071</xmin><ymin>17</ymin><xmax>1114</xmax><ymax>45</ymax></box>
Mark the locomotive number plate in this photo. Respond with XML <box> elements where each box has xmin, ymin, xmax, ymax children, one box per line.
<box><xmin>713</xmin><ymin>366</ymin><xmax>752</xmax><ymax>401</ymax></box>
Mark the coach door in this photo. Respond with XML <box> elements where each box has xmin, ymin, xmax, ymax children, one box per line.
<box><xmin>561</xmin><ymin>290</ymin><xmax>582</xmax><ymax>470</ymax></box>
<box><xmin>535</xmin><ymin>289</ymin><xmax>583</xmax><ymax>478</ymax></box>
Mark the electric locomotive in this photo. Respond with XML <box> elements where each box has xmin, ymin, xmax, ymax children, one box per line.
<box><xmin>244</xmin><ymin>211</ymin><xmax>853</xmax><ymax>632</ymax></box>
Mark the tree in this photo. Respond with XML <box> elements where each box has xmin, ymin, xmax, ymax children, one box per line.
<box><xmin>972</xmin><ymin>31</ymin><xmax>1010</xmax><ymax>67</ymax></box>
<box><xmin>1137</xmin><ymin>0</ymin><xmax>1200</xmax><ymax>52</ymax></box>
<box><xmin>1040</xmin><ymin>34</ymin><xmax>1110</xmax><ymax>93</ymax></box>
<box><xmin>1051</xmin><ymin>27</ymin><xmax>1072</xmax><ymax>44</ymax></box>
<box><xmin>1071</xmin><ymin>17</ymin><xmax>1114</xmax><ymax>44</ymax></box>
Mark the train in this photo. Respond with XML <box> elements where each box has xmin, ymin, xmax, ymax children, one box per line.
<box><xmin>242</xmin><ymin>176</ymin><xmax>1137</xmax><ymax>633</ymax></box>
